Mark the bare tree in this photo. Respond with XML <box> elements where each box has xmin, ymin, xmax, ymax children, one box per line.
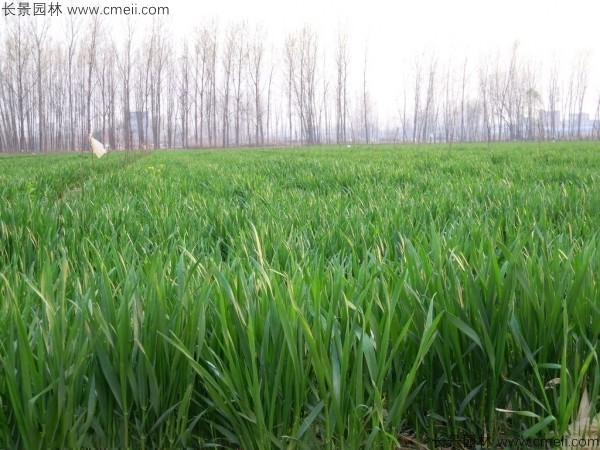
<box><xmin>149</xmin><ymin>21</ymin><xmax>169</xmax><ymax>149</ymax></box>
<box><xmin>524</xmin><ymin>63</ymin><xmax>540</xmax><ymax>141</ymax></box>
<box><xmin>442</xmin><ymin>59</ymin><xmax>457</xmax><ymax>145</ymax></box>
<box><xmin>283</xmin><ymin>34</ymin><xmax>296</xmax><ymax>144</ymax></box>
<box><xmin>492</xmin><ymin>42</ymin><xmax>524</xmax><ymax>140</ymax></box>
<box><xmin>459</xmin><ymin>57</ymin><xmax>469</xmax><ymax>141</ymax></box>
<box><xmin>6</xmin><ymin>19</ymin><xmax>33</xmax><ymax>151</ymax></box>
<box><xmin>320</xmin><ymin>50</ymin><xmax>331</xmax><ymax>144</ymax></box>
<box><xmin>63</xmin><ymin>16</ymin><xmax>80</xmax><ymax>151</ymax></box>
<box><xmin>165</xmin><ymin>54</ymin><xmax>176</xmax><ymax>149</ymax></box>
<box><xmin>248</xmin><ymin>26</ymin><xmax>264</xmax><ymax>146</ymax></box>
<box><xmin>221</xmin><ymin>25</ymin><xmax>238</xmax><ymax>147</ymax></box>
<box><xmin>191</xmin><ymin>26</ymin><xmax>210</xmax><ymax>148</ymax></box>
<box><xmin>135</xmin><ymin>24</ymin><xmax>158</xmax><ymax>149</ymax></box>
<box><xmin>84</xmin><ymin>16</ymin><xmax>101</xmax><ymax>142</ymax></box>
<box><xmin>421</xmin><ymin>54</ymin><xmax>437</xmax><ymax>143</ymax></box>
<box><xmin>335</xmin><ymin>29</ymin><xmax>349</xmax><ymax>144</ymax></box>
<box><xmin>231</xmin><ymin>22</ymin><xmax>248</xmax><ymax>147</ymax></box>
<box><xmin>179</xmin><ymin>41</ymin><xmax>190</xmax><ymax>148</ymax></box>
<box><xmin>299</xmin><ymin>27</ymin><xmax>319</xmax><ymax>145</ymax></box>
<box><xmin>265</xmin><ymin>58</ymin><xmax>275</xmax><ymax>145</ymax></box>
<box><xmin>284</xmin><ymin>27</ymin><xmax>320</xmax><ymax>145</ymax></box>
<box><xmin>412</xmin><ymin>57</ymin><xmax>423</xmax><ymax>143</ymax></box>
<box><xmin>573</xmin><ymin>52</ymin><xmax>589</xmax><ymax>139</ymax></box>
<box><xmin>97</xmin><ymin>42</ymin><xmax>117</xmax><ymax>149</ymax></box>
<box><xmin>208</xmin><ymin>24</ymin><xmax>218</xmax><ymax>147</ymax></box>
<box><xmin>362</xmin><ymin>43</ymin><xmax>369</xmax><ymax>144</ymax></box>
<box><xmin>593</xmin><ymin>95</ymin><xmax>600</xmax><ymax>139</ymax></box>
<box><xmin>397</xmin><ymin>70</ymin><xmax>411</xmax><ymax>142</ymax></box>
<box><xmin>546</xmin><ymin>61</ymin><xmax>560</xmax><ymax>139</ymax></box>
<box><xmin>48</xmin><ymin>40</ymin><xmax>68</xmax><ymax>150</ymax></box>
<box><xmin>114</xmin><ymin>22</ymin><xmax>136</xmax><ymax>151</ymax></box>
<box><xmin>31</xmin><ymin>21</ymin><xmax>49</xmax><ymax>151</ymax></box>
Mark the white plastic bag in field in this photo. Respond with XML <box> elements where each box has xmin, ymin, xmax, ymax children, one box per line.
<box><xmin>89</xmin><ymin>133</ymin><xmax>107</xmax><ymax>158</ymax></box>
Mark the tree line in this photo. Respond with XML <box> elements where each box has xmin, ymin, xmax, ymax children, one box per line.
<box><xmin>1</xmin><ymin>16</ymin><xmax>598</xmax><ymax>152</ymax></box>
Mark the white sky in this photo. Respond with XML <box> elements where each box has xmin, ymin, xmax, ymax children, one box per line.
<box><xmin>168</xmin><ymin>0</ymin><xmax>599</xmax><ymax>117</ymax></box>
<box><xmin>165</xmin><ymin>0</ymin><xmax>598</xmax><ymax>55</ymax></box>
<box><xmin>16</xmin><ymin>0</ymin><xmax>599</xmax><ymax>120</ymax></box>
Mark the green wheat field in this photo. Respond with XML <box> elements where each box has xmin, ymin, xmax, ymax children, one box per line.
<box><xmin>1</xmin><ymin>142</ymin><xmax>599</xmax><ymax>448</ymax></box>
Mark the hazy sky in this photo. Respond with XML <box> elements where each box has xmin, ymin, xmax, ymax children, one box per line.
<box><xmin>167</xmin><ymin>0</ymin><xmax>599</xmax><ymax>116</ymax></box>
<box><xmin>12</xmin><ymin>0</ymin><xmax>598</xmax><ymax>119</ymax></box>
<box><xmin>11</xmin><ymin>0</ymin><xmax>600</xmax><ymax>73</ymax></box>
<box><xmin>165</xmin><ymin>0</ymin><xmax>598</xmax><ymax>54</ymax></box>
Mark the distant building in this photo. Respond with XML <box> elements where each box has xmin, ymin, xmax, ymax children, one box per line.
<box><xmin>129</xmin><ymin>111</ymin><xmax>149</xmax><ymax>147</ymax></box>
<box><xmin>567</xmin><ymin>112</ymin><xmax>595</xmax><ymax>136</ymax></box>
<box><xmin>538</xmin><ymin>110</ymin><xmax>561</xmax><ymax>138</ymax></box>
<box><xmin>538</xmin><ymin>110</ymin><xmax>560</xmax><ymax>127</ymax></box>
<box><xmin>129</xmin><ymin>111</ymin><xmax>148</xmax><ymax>136</ymax></box>
<box><xmin>570</xmin><ymin>112</ymin><xmax>590</xmax><ymax>123</ymax></box>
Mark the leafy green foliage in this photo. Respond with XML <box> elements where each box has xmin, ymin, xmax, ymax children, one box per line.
<box><xmin>0</xmin><ymin>143</ymin><xmax>599</xmax><ymax>448</ymax></box>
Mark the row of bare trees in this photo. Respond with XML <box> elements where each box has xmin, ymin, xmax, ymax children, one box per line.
<box><xmin>400</xmin><ymin>43</ymin><xmax>599</xmax><ymax>144</ymax></box>
<box><xmin>1</xmin><ymin>17</ymin><xmax>599</xmax><ymax>152</ymax></box>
